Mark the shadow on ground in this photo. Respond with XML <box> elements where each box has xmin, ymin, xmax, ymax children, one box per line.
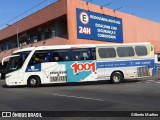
<box><xmin>1</xmin><ymin>79</ymin><xmax>143</xmax><ymax>89</ymax></box>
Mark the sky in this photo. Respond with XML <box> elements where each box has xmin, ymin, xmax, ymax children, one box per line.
<box><xmin>0</xmin><ymin>0</ymin><xmax>160</xmax><ymax>29</ymax></box>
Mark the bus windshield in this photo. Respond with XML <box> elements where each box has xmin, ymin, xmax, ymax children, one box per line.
<box><xmin>7</xmin><ymin>51</ymin><xmax>31</xmax><ymax>73</ymax></box>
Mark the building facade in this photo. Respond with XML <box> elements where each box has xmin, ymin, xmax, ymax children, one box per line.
<box><xmin>0</xmin><ymin>0</ymin><xmax>160</xmax><ymax>62</ymax></box>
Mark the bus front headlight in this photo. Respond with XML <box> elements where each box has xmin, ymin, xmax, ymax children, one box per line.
<box><xmin>5</xmin><ymin>74</ymin><xmax>12</xmax><ymax>79</ymax></box>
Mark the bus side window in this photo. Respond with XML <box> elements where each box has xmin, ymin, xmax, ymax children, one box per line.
<box><xmin>71</xmin><ymin>49</ymin><xmax>80</xmax><ymax>61</ymax></box>
<box><xmin>74</xmin><ymin>56</ymin><xmax>78</xmax><ymax>60</ymax></box>
<box><xmin>71</xmin><ymin>48</ymin><xmax>93</xmax><ymax>61</ymax></box>
<box><xmin>65</xmin><ymin>56</ymin><xmax>69</xmax><ymax>61</ymax></box>
<box><xmin>29</xmin><ymin>54</ymin><xmax>40</xmax><ymax>65</ymax></box>
<box><xmin>54</xmin><ymin>57</ymin><xmax>59</xmax><ymax>61</ymax></box>
<box><xmin>45</xmin><ymin>52</ymin><xmax>51</xmax><ymax>62</ymax></box>
<box><xmin>28</xmin><ymin>50</ymin><xmax>51</xmax><ymax>66</ymax></box>
<box><xmin>51</xmin><ymin>49</ymin><xmax>70</xmax><ymax>62</ymax></box>
<box><xmin>52</xmin><ymin>52</ymin><xmax>59</xmax><ymax>62</ymax></box>
<box><xmin>39</xmin><ymin>54</ymin><xmax>45</xmax><ymax>62</ymax></box>
<box><xmin>82</xmin><ymin>53</ymin><xmax>89</xmax><ymax>60</ymax></box>
<box><xmin>91</xmin><ymin>48</ymin><xmax>96</xmax><ymax>60</ymax></box>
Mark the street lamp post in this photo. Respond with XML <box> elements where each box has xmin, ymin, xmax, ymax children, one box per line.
<box><xmin>6</xmin><ymin>24</ymin><xmax>20</xmax><ymax>49</ymax></box>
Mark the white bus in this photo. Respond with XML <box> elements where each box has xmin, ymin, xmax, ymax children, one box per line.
<box><xmin>2</xmin><ymin>43</ymin><xmax>155</xmax><ymax>87</ymax></box>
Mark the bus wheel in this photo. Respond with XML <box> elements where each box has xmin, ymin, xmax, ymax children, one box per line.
<box><xmin>110</xmin><ymin>72</ymin><xmax>123</xmax><ymax>84</ymax></box>
<box><xmin>28</xmin><ymin>76</ymin><xmax>40</xmax><ymax>87</ymax></box>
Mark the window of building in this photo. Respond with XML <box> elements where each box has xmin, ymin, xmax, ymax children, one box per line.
<box><xmin>11</xmin><ymin>39</ymin><xmax>18</xmax><ymax>48</ymax></box>
<box><xmin>0</xmin><ymin>44</ymin><xmax>3</xmax><ymax>52</ymax></box>
<box><xmin>29</xmin><ymin>32</ymin><xmax>38</xmax><ymax>44</ymax></box>
<box><xmin>19</xmin><ymin>34</ymin><xmax>27</xmax><ymax>46</ymax></box>
<box><xmin>44</xmin><ymin>28</ymin><xmax>50</xmax><ymax>39</ymax></box>
<box><xmin>0</xmin><ymin>44</ymin><xmax>4</xmax><ymax>51</ymax></box>
<box><xmin>0</xmin><ymin>19</ymin><xmax>68</xmax><ymax>51</ymax></box>
<box><xmin>117</xmin><ymin>47</ymin><xmax>135</xmax><ymax>57</ymax></box>
<box><xmin>7</xmin><ymin>42</ymin><xmax>12</xmax><ymax>50</ymax></box>
<box><xmin>50</xmin><ymin>25</ymin><xmax>56</xmax><ymax>37</ymax></box>
<box><xmin>4</xmin><ymin>43</ymin><xmax>7</xmax><ymax>50</ymax></box>
<box><xmin>55</xmin><ymin>21</ymin><xmax>67</xmax><ymax>37</ymax></box>
<box><xmin>5</xmin><ymin>42</ymin><xmax>9</xmax><ymax>50</ymax></box>
<box><xmin>135</xmin><ymin>46</ymin><xmax>148</xmax><ymax>56</ymax></box>
<box><xmin>98</xmin><ymin>48</ymin><xmax>116</xmax><ymax>58</ymax></box>
<box><xmin>40</xmin><ymin>31</ymin><xmax>45</xmax><ymax>41</ymax></box>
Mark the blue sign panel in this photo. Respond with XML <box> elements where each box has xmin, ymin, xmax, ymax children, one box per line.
<box><xmin>26</xmin><ymin>64</ymin><xmax>41</xmax><ymax>72</ymax></box>
<box><xmin>77</xmin><ymin>8</ymin><xmax>123</xmax><ymax>43</ymax></box>
<box><xmin>97</xmin><ymin>59</ymin><xmax>154</xmax><ymax>69</ymax></box>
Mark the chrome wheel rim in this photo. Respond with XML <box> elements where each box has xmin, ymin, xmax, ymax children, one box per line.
<box><xmin>113</xmin><ymin>74</ymin><xmax>120</xmax><ymax>82</ymax></box>
<box><xmin>30</xmin><ymin>78</ymin><xmax>36</xmax><ymax>85</ymax></box>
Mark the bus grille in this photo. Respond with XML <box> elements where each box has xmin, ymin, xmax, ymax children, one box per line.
<box><xmin>137</xmin><ymin>66</ymin><xmax>150</xmax><ymax>77</ymax></box>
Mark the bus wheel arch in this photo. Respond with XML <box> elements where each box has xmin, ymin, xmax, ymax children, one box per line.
<box><xmin>110</xmin><ymin>71</ymin><xmax>124</xmax><ymax>84</ymax></box>
<box><xmin>27</xmin><ymin>75</ymin><xmax>41</xmax><ymax>87</ymax></box>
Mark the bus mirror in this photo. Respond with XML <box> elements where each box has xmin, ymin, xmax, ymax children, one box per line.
<box><xmin>151</xmin><ymin>45</ymin><xmax>154</xmax><ymax>51</ymax></box>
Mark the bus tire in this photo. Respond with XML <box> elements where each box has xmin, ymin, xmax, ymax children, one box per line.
<box><xmin>28</xmin><ymin>76</ymin><xmax>40</xmax><ymax>87</ymax></box>
<box><xmin>110</xmin><ymin>72</ymin><xmax>123</xmax><ymax>84</ymax></box>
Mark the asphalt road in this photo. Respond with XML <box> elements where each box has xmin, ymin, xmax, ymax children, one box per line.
<box><xmin>0</xmin><ymin>76</ymin><xmax>160</xmax><ymax>120</ymax></box>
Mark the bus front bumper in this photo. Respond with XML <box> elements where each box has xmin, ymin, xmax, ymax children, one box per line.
<box><xmin>5</xmin><ymin>75</ymin><xmax>26</xmax><ymax>86</ymax></box>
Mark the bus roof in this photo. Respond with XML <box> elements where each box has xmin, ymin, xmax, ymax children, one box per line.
<box><xmin>13</xmin><ymin>42</ymin><xmax>152</xmax><ymax>53</ymax></box>
<box><xmin>13</xmin><ymin>44</ymin><xmax>97</xmax><ymax>53</ymax></box>
<box><xmin>13</xmin><ymin>47</ymin><xmax>35</xmax><ymax>53</ymax></box>
<box><xmin>95</xmin><ymin>42</ymin><xmax>152</xmax><ymax>47</ymax></box>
